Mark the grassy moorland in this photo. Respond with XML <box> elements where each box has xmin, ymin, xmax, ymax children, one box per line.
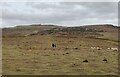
<box><xmin>2</xmin><ymin>24</ymin><xmax>119</xmax><ymax>75</ymax></box>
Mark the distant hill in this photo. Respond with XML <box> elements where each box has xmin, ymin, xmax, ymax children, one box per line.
<box><xmin>2</xmin><ymin>24</ymin><xmax>118</xmax><ymax>37</ymax></box>
<box><xmin>82</xmin><ymin>24</ymin><xmax>118</xmax><ymax>32</ymax></box>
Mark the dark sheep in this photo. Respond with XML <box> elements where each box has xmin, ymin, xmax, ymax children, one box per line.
<box><xmin>83</xmin><ymin>60</ymin><xmax>88</xmax><ymax>63</ymax></box>
<box><xmin>73</xmin><ymin>64</ymin><xmax>76</xmax><ymax>65</ymax></box>
<box><xmin>65</xmin><ymin>47</ymin><xmax>69</xmax><ymax>50</ymax></box>
<box><xmin>103</xmin><ymin>58</ymin><xmax>108</xmax><ymax>62</ymax></box>
<box><xmin>75</xmin><ymin>47</ymin><xmax>78</xmax><ymax>49</ymax></box>
<box><xmin>66</xmin><ymin>52</ymin><xmax>69</xmax><ymax>54</ymax></box>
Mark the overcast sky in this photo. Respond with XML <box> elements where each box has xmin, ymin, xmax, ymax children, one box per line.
<box><xmin>1</xmin><ymin>1</ymin><xmax>118</xmax><ymax>27</ymax></box>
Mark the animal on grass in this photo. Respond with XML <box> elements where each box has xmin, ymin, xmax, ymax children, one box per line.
<box><xmin>103</xmin><ymin>58</ymin><xmax>108</xmax><ymax>63</ymax></box>
<box><xmin>83</xmin><ymin>60</ymin><xmax>88</xmax><ymax>62</ymax></box>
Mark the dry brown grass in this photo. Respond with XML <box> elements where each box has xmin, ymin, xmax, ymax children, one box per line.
<box><xmin>2</xmin><ymin>34</ymin><xmax>118</xmax><ymax>75</ymax></box>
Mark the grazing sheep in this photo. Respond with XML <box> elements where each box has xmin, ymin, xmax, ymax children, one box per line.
<box><xmin>66</xmin><ymin>52</ymin><xmax>69</xmax><ymax>54</ymax></box>
<box><xmin>91</xmin><ymin>47</ymin><xmax>102</xmax><ymax>50</ymax></box>
<box><xmin>107</xmin><ymin>47</ymin><xmax>118</xmax><ymax>51</ymax></box>
<box><xmin>107</xmin><ymin>48</ymin><xmax>111</xmax><ymax>50</ymax></box>
<box><xmin>91</xmin><ymin>47</ymin><xmax>96</xmax><ymax>49</ymax></box>
<box><xmin>96</xmin><ymin>47</ymin><xmax>102</xmax><ymax>50</ymax></box>
<box><xmin>75</xmin><ymin>47</ymin><xmax>78</xmax><ymax>49</ymax></box>
<box><xmin>83</xmin><ymin>60</ymin><xmax>88</xmax><ymax>62</ymax></box>
<box><xmin>103</xmin><ymin>58</ymin><xmax>108</xmax><ymax>63</ymax></box>
<box><xmin>111</xmin><ymin>48</ymin><xmax>118</xmax><ymax>51</ymax></box>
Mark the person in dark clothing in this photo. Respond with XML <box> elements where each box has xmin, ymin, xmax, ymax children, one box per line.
<box><xmin>52</xmin><ymin>43</ymin><xmax>56</xmax><ymax>48</ymax></box>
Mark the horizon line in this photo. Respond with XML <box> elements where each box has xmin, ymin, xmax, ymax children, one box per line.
<box><xmin>1</xmin><ymin>23</ymin><xmax>119</xmax><ymax>28</ymax></box>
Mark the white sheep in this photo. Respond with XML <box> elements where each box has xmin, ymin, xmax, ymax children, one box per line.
<box><xmin>91</xmin><ymin>47</ymin><xmax>102</xmax><ymax>50</ymax></box>
<box><xmin>91</xmin><ymin>47</ymin><xmax>96</xmax><ymax>49</ymax></box>
<box><xmin>107</xmin><ymin>47</ymin><xmax>118</xmax><ymax>51</ymax></box>
<box><xmin>107</xmin><ymin>48</ymin><xmax>111</xmax><ymax>50</ymax></box>
<box><xmin>96</xmin><ymin>47</ymin><xmax>102</xmax><ymax>50</ymax></box>
<box><xmin>111</xmin><ymin>48</ymin><xmax>118</xmax><ymax>51</ymax></box>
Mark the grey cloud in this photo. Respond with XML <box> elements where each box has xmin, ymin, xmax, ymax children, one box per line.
<box><xmin>27</xmin><ymin>2</ymin><xmax>118</xmax><ymax>22</ymax></box>
<box><xmin>1</xmin><ymin>2</ymin><xmax>118</xmax><ymax>27</ymax></box>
